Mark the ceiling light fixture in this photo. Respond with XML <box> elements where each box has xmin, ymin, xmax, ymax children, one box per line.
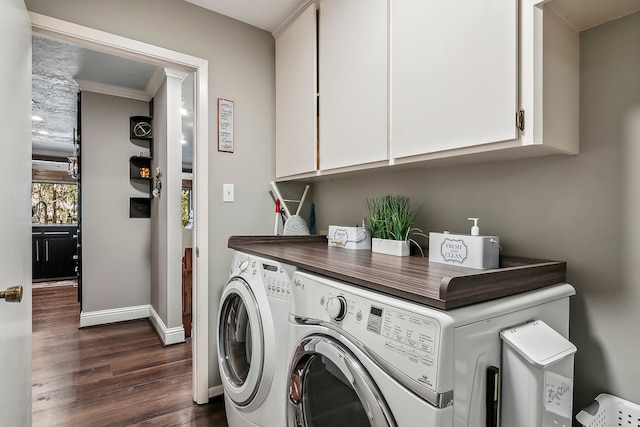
<box><xmin>37</xmin><ymin>130</ymin><xmax>50</xmax><ymax>135</ymax></box>
<box><xmin>32</xmin><ymin>115</ymin><xmax>44</xmax><ymax>121</ymax></box>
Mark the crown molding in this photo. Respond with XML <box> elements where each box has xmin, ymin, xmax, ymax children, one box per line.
<box><xmin>76</xmin><ymin>79</ymin><xmax>150</xmax><ymax>101</ymax></box>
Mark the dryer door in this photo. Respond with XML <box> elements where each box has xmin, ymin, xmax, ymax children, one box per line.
<box><xmin>217</xmin><ymin>277</ymin><xmax>266</xmax><ymax>406</ymax></box>
<box><xmin>288</xmin><ymin>335</ymin><xmax>396</xmax><ymax>427</ymax></box>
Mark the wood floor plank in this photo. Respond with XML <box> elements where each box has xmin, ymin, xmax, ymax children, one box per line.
<box><xmin>32</xmin><ymin>285</ymin><xmax>228</xmax><ymax>427</ymax></box>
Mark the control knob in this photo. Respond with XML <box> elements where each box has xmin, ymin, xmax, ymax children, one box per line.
<box><xmin>326</xmin><ymin>296</ymin><xmax>347</xmax><ymax>321</ymax></box>
<box><xmin>239</xmin><ymin>259</ymin><xmax>249</xmax><ymax>272</ymax></box>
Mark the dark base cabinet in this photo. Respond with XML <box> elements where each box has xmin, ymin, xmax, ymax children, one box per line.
<box><xmin>32</xmin><ymin>226</ymin><xmax>78</xmax><ymax>282</ymax></box>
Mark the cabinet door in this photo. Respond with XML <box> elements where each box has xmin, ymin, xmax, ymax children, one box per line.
<box><xmin>391</xmin><ymin>0</ymin><xmax>518</xmax><ymax>158</ymax></box>
<box><xmin>32</xmin><ymin>237</ymin><xmax>44</xmax><ymax>280</ymax></box>
<box><xmin>43</xmin><ymin>237</ymin><xmax>77</xmax><ymax>279</ymax></box>
<box><xmin>275</xmin><ymin>3</ymin><xmax>317</xmax><ymax>179</ymax></box>
<box><xmin>319</xmin><ymin>0</ymin><xmax>388</xmax><ymax>171</ymax></box>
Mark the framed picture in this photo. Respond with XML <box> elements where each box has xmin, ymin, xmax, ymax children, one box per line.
<box><xmin>218</xmin><ymin>98</ymin><xmax>234</xmax><ymax>153</ymax></box>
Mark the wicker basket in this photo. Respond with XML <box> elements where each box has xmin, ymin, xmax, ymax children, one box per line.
<box><xmin>576</xmin><ymin>394</ymin><xmax>640</xmax><ymax>427</ymax></box>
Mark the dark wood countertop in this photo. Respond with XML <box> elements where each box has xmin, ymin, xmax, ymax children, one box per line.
<box><xmin>228</xmin><ymin>235</ymin><xmax>567</xmax><ymax>310</ymax></box>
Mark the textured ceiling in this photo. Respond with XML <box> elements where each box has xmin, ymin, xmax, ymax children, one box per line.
<box><xmin>31</xmin><ymin>35</ymin><xmax>80</xmax><ymax>157</ymax></box>
<box><xmin>32</xmin><ymin>34</ymin><xmax>194</xmax><ymax>168</ymax></box>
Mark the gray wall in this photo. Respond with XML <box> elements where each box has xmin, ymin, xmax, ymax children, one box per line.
<box><xmin>81</xmin><ymin>92</ymin><xmax>151</xmax><ymax>312</ymax></box>
<box><xmin>311</xmin><ymin>11</ymin><xmax>640</xmax><ymax>413</ymax></box>
<box><xmin>151</xmin><ymin>72</ymin><xmax>184</xmax><ymax>331</ymax></box>
<box><xmin>26</xmin><ymin>0</ymin><xmax>278</xmax><ymax>387</ymax></box>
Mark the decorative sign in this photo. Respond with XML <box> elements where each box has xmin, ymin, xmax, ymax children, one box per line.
<box><xmin>440</xmin><ymin>238</ymin><xmax>468</xmax><ymax>263</ymax></box>
<box><xmin>332</xmin><ymin>228</ymin><xmax>349</xmax><ymax>247</ymax></box>
<box><xmin>544</xmin><ymin>371</ymin><xmax>573</xmax><ymax>419</ymax></box>
<box><xmin>218</xmin><ymin>98</ymin><xmax>234</xmax><ymax>152</ymax></box>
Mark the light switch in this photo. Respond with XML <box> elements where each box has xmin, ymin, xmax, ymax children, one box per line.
<box><xmin>223</xmin><ymin>183</ymin><xmax>234</xmax><ymax>202</ymax></box>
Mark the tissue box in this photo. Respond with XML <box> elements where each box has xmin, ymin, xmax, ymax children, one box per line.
<box><xmin>428</xmin><ymin>232</ymin><xmax>499</xmax><ymax>269</ymax></box>
<box><xmin>327</xmin><ymin>226</ymin><xmax>371</xmax><ymax>250</ymax></box>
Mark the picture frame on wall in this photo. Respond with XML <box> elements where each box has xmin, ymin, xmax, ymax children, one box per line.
<box><xmin>218</xmin><ymin>98</ymin><xmax>234</xmax><ymax>153</ymax></box>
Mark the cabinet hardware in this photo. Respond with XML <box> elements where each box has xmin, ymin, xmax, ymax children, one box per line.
<box><xmin>36</xmin><ymin>241</ymin><xmax>40</xmax><ymax>262</ymax></box>
<box><xmin>45</xmin><ymin>240</ymin><xmax>49</xmax><ymax>262</ymax></box>
<box><xmin>516</xmin><ymin>109</ymin><xmax>525</xmax><ymax>132</ymax></box>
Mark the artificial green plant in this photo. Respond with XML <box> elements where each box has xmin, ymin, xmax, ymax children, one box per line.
<box><xmin>366</xmin><ymin>195</ymin><xmax>427</xmax><ymax>255</ymax></box>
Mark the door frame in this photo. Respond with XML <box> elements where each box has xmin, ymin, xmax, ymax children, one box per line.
<box><xmin>29</xmin><ymin>12</ymin><xmax>210</xmax><ymax>404</ymax></box>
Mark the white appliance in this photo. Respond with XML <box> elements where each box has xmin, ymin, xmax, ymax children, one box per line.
<box><xmin>217</xmin><ymin>251</ymin><xmax>295</xmax><ymax>427</ymax></box>
<box><xmin>286</xmin><ymin>271</ymin><xmax>575</xmax><ymax>427</ymax></box>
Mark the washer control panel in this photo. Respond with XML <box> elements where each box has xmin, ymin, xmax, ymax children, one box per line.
<box><xmin>262</xmin><ymin>261</ymin><xmax>292</xmax><ymax>301</ymax></box>
<box><xmin>234</xmin><ymin>253</ymin><xmax>293</xmax><ymax>301</ymax></box>
<box><xmin>291</xmin><ymin>271</ymin><xmax>442</xmax><ymax>393</ymax></box>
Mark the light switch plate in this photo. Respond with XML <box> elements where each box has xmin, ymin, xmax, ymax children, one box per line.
<box><xmin>223</xmin><ymin>183</ymin><xmax>234</xmax><ymax>202</ymax></box>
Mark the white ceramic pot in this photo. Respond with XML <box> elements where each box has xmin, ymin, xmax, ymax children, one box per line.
<box><xmin>371</xmin><ymin>238</ymin><xmax>410</xmax><ymax>257</ymax></box>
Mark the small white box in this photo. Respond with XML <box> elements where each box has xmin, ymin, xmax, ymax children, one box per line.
<box><xmin>327</xmin><ymin>226</ymin><xmax>371</xmax><ymax>250</ymax></box>
<box><xmin>428</xmin><ymin>232</ymin><xmax>499</xmax><ymax>269</ymax></box>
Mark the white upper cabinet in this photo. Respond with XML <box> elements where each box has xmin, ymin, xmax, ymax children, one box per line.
<box><xmin>318</xmin><ymin>0</ymin><xmax>388</xmax><ymax>171</ymax></box>
<box><xmin>274</xmin><ymin>0</ymin><xmax>581</xmax><ymax>181</ymax></box>
<box><xmin>275</xmin><ymin>3</ymin><xmax>317</xmax><ymax>179</ymax></box>
<box><xmin>390</xmin><ymin>0</ymin><xmax>519</xmax><ymax>159</ymax></box>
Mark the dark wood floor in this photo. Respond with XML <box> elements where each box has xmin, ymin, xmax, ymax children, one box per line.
<box><xmin>32</xmin><ymin>285</ymin><xmax>228</xmax><ymax>427</ymax></box>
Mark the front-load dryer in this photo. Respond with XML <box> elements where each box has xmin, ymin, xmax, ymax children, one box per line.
<box><xmin>286</xmin><ymin>271</ymin><xmax>575</xmax><ymax>427</ymax></box>
<box><xmin>217</xmin><ymin>251</ymin><xmax>295</xmax><ymax>427</ymax></box>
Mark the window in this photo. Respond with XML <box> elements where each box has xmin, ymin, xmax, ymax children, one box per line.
<box><xmin>32</xmin><ymin>182</ymin><xmax>78</xmax><ymax>224</ymax></box>
<box><xmin>181</xmin><ymin>188</ymin><xmax>193</xmax><ymax>228</ymax></box>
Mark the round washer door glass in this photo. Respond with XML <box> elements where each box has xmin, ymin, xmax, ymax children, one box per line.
<box><xmin>218</xmin><ymin>278</ymin><xmax>264</xmax><ymax>405</ymax></box>
<box><xmin>289</xmin><ymin>336</ymin><xmax>395</xmax><ymax>427</ymax></box>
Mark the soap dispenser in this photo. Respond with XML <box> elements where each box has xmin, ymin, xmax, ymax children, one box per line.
<box><xmin>468</xmin><ymin>217</ymin><xmax>480</xmax><ymax>236</ymax></box>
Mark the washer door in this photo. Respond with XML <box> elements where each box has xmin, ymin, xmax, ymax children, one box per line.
<box><xmin>217</xmin><ymin>277</ymin><xmax>266</xmax><ymax>406</ymax></box>
<box><xmin>288</xmin><ymin>335</ymin><xmax>396</xmax><ymax>427</ymax></box>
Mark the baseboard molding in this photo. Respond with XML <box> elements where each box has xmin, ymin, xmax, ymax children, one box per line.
<box><xmin>148</xmin><ymin>305</ymin><xmax>185</xmax><ymax>346</ymax></box>
<box><xmin>80</xmin><ymin>304</ymin><xmax>150</xmax><ymax>328</ymax></box>
<box><xmin>209</xmin><ymin>384</ymin><xmax>224</xmax><ymax>399</ymax></box>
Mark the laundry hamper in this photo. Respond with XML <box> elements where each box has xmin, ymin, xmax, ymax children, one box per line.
<box><xmin>576</xmin><ymin>393</ymin><xmax>640</xmax><ymax>427</ymax></box>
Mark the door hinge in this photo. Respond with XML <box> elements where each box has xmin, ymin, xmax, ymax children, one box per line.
<box><xmin>516</xmin><ymin>109</ymin><xmax>525</xmax><ymax>132</ymax></box>
<box><xmin>196</xmin><ymin>247</ymin><xmax>199</xmax><ymax>257</ymax></box>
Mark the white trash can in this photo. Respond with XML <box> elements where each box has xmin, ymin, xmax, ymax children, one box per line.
<box><xmin>500</xmin><ymin>320</ymin><xmax>577</xmax><ymax>427</ymax></box>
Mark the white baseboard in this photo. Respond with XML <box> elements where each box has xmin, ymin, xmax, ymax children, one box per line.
<box><xmin>148</xmin><ymin>305</ymin><xmax>185</xmax><ymax>346</ymax></box>
<box><xmin>209</xmin><ymin>384</ymin><xmax>224</xmax><ymax>399</ymax></box>
<box><xmin>80</xmin><ymin>304</ymin><xmax>150</xmax><ymax>328</ymax></box>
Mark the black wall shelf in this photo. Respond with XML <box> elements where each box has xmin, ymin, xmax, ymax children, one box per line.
<box><xmin>130</xmin><ymin>116</ymin><xmax>153</xmax><ymax>140</ymax></box>
<box><xmin>130</xmin><ymin>197</ymin><xmax>151</xmax><ymax>218</ymax></box>
<box><xmin>129</xmin><ymin>115</ymin><xmax>153</xmax><ymax>218</ymax></box>
<box><xmin>130</xmin><ymin>156</ymin><xmax>152</xmax><ymax>180</ymax></box>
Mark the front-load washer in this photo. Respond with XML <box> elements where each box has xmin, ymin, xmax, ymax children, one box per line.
<box><xmin>286</xmin><ymin>271</ymin><xmax>575</xmax><ymax>427</ymax></box>
<box><xmin>217</xmin><ymin>251</ymin><xmax>295</xmax><ymax>427</ymax></box>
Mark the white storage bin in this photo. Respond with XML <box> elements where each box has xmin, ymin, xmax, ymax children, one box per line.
<box><xmin>577</xmin><ymin>394</ymin><xmax>640</xmax><ymax>427</ymax></box>
<box><xmin>327</xmin><ymin>226</ymin><xmax>371</xmax><ymax>250</ymax></box>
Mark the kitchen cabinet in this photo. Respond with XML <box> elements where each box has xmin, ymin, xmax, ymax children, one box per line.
<box><xmin>274</xmin><ymin>0</ymin><xmax>579</xmax><ymax>181</ymax></box>
<box><xmin>390</xmin><ymin>0</ymin><xmax>578</xmax><ymax>164</ymax></box>
<box><xmin>275</xmin><ymin>3</ymin><xmax>317</xmax><ymax>179</ymax></box>
<box><xmin>391</xmin><ymin>0</ymin><xmax>518</xmax><ymax>158</ymax></box>
<box><xmin>32</xmin><ymin>226</ymin><xmax>78</xmax><ymax>281</ymax></box>
<box><xmin>318</xmin><ymin>0</ymin><xmax>388</xmax><ymax>171</ymax></box>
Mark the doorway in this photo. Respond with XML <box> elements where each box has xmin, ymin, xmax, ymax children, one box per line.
<box><xmin>30</xmin><ymin>12</ymin><xmax>210</xmax><ymax>404</ymax></box>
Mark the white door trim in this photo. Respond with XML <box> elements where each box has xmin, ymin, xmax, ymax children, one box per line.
<box><xmin>29</xmin><ymin>12</ymin><xmax>210</xmax><ymax>404</ymax></box>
